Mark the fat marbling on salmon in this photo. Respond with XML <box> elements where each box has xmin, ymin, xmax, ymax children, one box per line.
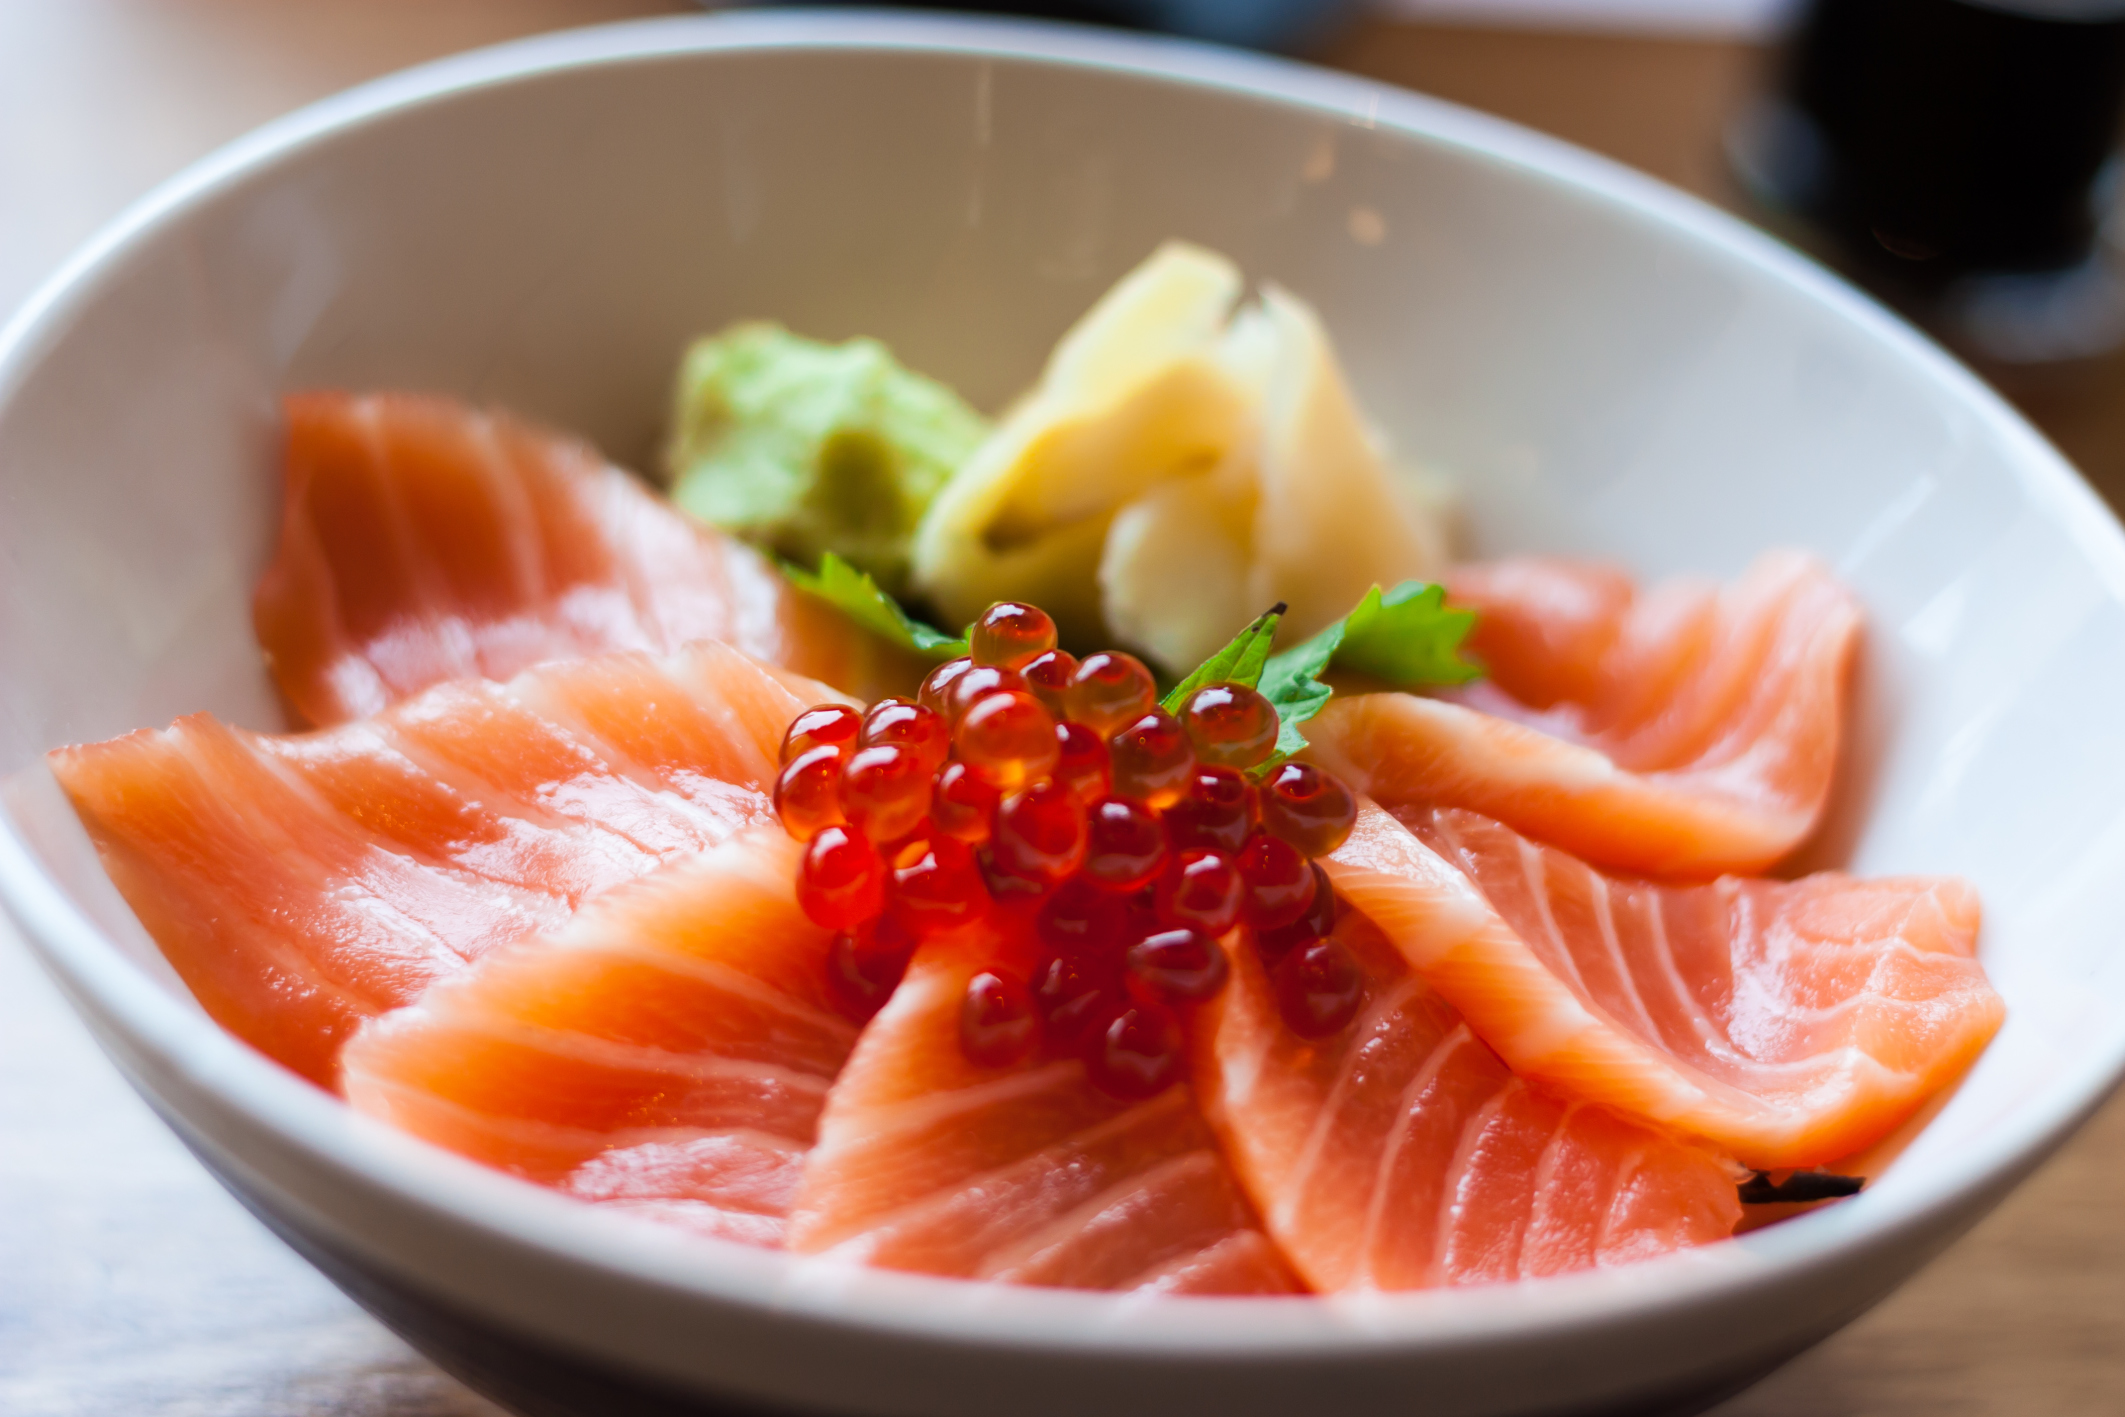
<box><xmin>1195</xmin><ymin>908</ymin><xmax>1742</xmax><ymax>1291</ymax></box>
<box><xmin>254</xmin><ymin>391</ymin><xmax>923</xmax><ymax>726</ymax></box>
<box><xmin>1306</xmin><ymin>553</ymin><xmax>1861</xmax><ymax>878</ymax></box>
<box><xmin>1320</xmin><ymin>803</ymin><xmax>1999</xmax><ymax>1169</ymax></box>
<box><xmin>790</xmin><ymin>933</ymin><xmax>1301</xmax><ymax>1294</ymax></box>
<box><xmin>49</xmin><ymin>640</ymin><xmax>833</xmax><ymax>1086</ymax></box>
<box><xmin>343</xmin><ymin>825</ymin><xmax>854</xmax><ymax>1248</ymax></box>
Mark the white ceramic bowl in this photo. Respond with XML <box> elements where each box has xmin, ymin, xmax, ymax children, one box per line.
<box><xmin>4</xmin><ymin>13</ymin><xmax>2124</xmax><ymax>1417</ymax></box>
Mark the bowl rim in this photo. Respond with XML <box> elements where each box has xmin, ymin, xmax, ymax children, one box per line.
<box><xmin>5</xmin><ymin>5</ymin><xmax>2125</xmax><ymax>1364</ymax></box>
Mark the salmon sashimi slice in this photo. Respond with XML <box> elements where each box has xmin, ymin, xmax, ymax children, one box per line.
<box><xmin>788</xmin><ymin>937</ymin><xmax>1302</xmax><ymax>1294</ymax></box>
<box><xmin>49</xmin><ymin>640</ymin><xmax>823</xmax><ymax>1087</ymax></box>
<box><xmin>1321</xmin><ymin>802</ymin><xmax>1999</xmax><ymax>1169</ymax></box>
<box><xmin>1305</xmin><ymin>551</ymin><xmax>1862</xmax><ymax>877</ymax></box>
<box><xmin>343</xmin><ymin>825</ymin><xmax>854</xmax><ymax>1248</ymax></box>
<box><xmin>254</xmin><ymin>391</ymin><xmax>924</xmax><ymax>727</ymax></box>
<box><xmin>1195</xmin><ymin>908</ymin><xmax>1741</xmax><ymax>1290</ymax></box>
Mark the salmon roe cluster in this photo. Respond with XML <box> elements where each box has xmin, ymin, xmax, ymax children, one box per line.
<box><xmin>774</xmin><ymin>601</ymin><xmax>1361</xmax><ymax>1099</ymax></box>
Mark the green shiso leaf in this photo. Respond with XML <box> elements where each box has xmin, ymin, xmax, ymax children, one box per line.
<box><xmin>782</xmin><ymin>552</ymin><xmax>969</xmax><ymax>660</ymax></box>
<box><xmin>1323</xmin><ymin>580</ymin><xmax>1484</xmax><ymax>688</ymax></box>
<box><xmin>1158</xmin><ymin>603</ymin><xmax>1285</xmax><ymax>713</ymax></box>
<box><xmin>1253</xmin><ymin>581</ymin><xmax>1483</xmax><ymax>768</ymax></box>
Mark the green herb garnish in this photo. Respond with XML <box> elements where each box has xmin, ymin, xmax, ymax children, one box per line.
<box><xmin>782</xmin><ymin>552</ymin><xmax>968</xmax><ymax>660</ymax></box>
<box><xmin>1258</xmin><ymin>580</ymin><xmax>1480</xmax><ymax>764</ymax></box>
<box><xmin>1168</xmin><ymin>581</ymin><xmax>1482</xmax><ymax>772</ymax></box>
<box><xmin>1294</xmin><ymin>581</ymin><xmax>1484</xmax><ymax>690</ymax></box>
<box><xmin>1158</xmin><ymin>603</ymin><xmax>1285</xmax><ymax>713</ymax></box>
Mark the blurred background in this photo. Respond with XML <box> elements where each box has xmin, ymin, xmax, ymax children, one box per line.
<box><xmin>3</xmin><ymin>3</ymin><xmax>2122</xmax><ymax>1415</ymax></box>
<box><xmin>9</xmin><ymin>0</ymin><xmax>2125</xmax><ymax>501</ymax></box>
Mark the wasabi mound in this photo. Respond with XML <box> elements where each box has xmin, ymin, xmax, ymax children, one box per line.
<box><xmin>666</xmin><ymin>323</ymin><xmax>988</xmax><ymax>596</ymax></box>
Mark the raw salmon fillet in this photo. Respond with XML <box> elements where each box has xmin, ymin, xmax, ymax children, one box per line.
<box><xmin>254</xmin><ymin>391</ymin><xmax>924</xmax><ymax>727</ymax></box>
<box><xmin>1322</xmin><ymin>803</ymin><xmax>1999</xmax><ymax>1168</ymax></box>
<box><xmin>49</xmin><ymin>640</ymin><xmax>826</xmax><ymax>1086</ymax></box>
<box><xmin>789</xmin><ymin>935</ymin><xmax>1302</xmax><ymax>1293</ymax></box>
<box><xmin>1195</xmin><ymin>909</ymin><xmax>1740</xmax><ymax>1290</ymax></box>
<box><xmin>1306</xmin><ymin>552</ymin><xmax>1861</xmax><ymax>877</ymax></box>
<box><xmin>343</xmin><ymin>825</ymin><xmax>853</xmax><ymax>1247</ymax></box>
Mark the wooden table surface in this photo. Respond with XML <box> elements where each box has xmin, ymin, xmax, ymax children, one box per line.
<box><xmin>3</xmin><ymin>5</ymin><xmax>2121</xmax><ymax>1414</ymax></box>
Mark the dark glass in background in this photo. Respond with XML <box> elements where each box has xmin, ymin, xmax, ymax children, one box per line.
<box><xmin>756</xmin><ymin>0</ymin><xmax>1354</xmax><ymax>52</ymax></box>
<box><xmin>1734</xmin><ymin>0</ymin><xmax>2125</xmax><ymax>363</ymax></box>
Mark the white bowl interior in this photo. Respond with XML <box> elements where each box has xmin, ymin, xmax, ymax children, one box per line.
<box><xmin>4</xmin><ymin>12</ymin><xmax>2125</xmax><ymax>1411</ymax></box>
